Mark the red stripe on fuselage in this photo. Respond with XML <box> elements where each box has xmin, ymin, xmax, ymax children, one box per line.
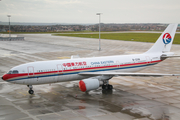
<box><xmin>2</xmin><ymin>60</ymin><xmax>161</xmax><ymax>81</ymax></box>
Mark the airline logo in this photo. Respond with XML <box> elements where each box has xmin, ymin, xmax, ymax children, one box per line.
<box><xmin>163</xmin><ymin>33</ymin><xmax>172</xmax><ymax>44</ymax></box>
<box><xmin>63</xmin><ymin>61</ymin><xmax>87</xmax><ymax>67</ymax></box>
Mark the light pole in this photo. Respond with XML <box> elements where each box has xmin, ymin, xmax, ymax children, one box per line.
<box><xmin>96</xmin><ymin>13</ymin><xmax>102</xmax><ymax>51</ymax></box>
<box><xmin>7</xmin><ymin>15</ymin><xmax>11</xmax><ymax>39</ymax></box>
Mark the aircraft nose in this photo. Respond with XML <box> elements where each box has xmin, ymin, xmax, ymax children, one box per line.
<box><xmin>2</xmin><ymin>74</ymin><xmax>8</xmax><ymax>81</ymax></box>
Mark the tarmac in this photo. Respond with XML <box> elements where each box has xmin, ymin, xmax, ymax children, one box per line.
<box><xmin>0</xmin><ymin>34</ymin><xmax>180</xmax><ymax>120</ymax></box>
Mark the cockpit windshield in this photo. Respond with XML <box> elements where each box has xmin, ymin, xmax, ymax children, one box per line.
<box><xmin>7</xmin><ymin>70</ymin><xmax>12</xmax><ymax>74</ymax></box>
<box><xmin>12</xmin><ymin>70</ymin><xmax>19</xmax><ymax>74</ymax></box>
<box><xmin>7</xmin><ymin>70</ymin><xmax>19</xmax><ymax>74</ymax></box>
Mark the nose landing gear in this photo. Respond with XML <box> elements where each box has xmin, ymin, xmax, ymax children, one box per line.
<box><xmin>27</xmin><ymin>85</ymin><xmax>34</xmax><ymax>95</ymax></box>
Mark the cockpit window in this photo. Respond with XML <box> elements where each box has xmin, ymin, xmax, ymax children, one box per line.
<box><xmin>7</xmin><ymin>70</ymin><xmax>19</xmax><ymax>74</ymax></box>
<box><xmin>12</xmin><ymin>70</ymin><xmax>19</xmax><ymax>74</ymax></box>
<box><xmin>7</xmin><ymin>70</ymin><xmax>12</xmax><ymax>74</ymax></box>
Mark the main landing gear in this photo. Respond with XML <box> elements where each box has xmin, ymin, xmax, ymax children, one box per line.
<box><xmin>102</xmin><ymin>84</ymin><xmax>113</xmax><ymax>90</ymax></box>
<box><xmin>101</xmin><ymin>79</ymin><xmax>113</xmax><ymax>90</ymax></box>
<box><xmin>102</xmin><ymin>84</ymin><xmax>113</xmax><ymax>94</ymax></box>
<box><xmin>27</xmin><ymin>85</ymin><xmax>34</xmax><ymax>95</ymax></box>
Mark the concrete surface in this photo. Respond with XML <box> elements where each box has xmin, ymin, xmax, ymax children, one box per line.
<box><xmin>0</xmin><ymin>34</ymin><xmax>180</xmax><ymax>120</ymax></box>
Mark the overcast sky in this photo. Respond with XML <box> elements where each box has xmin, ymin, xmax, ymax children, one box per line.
<box><xmin>0</xmin><ymin>0</ymin><xmax>180</xmax><ymax>24</ymax></box>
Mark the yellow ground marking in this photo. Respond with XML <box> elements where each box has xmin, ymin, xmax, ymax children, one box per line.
<box><xmin>51</xmin><ymin>91</ymin><xmax>58</xmax><ymax>95</ymax></box>
<box><xmin>57</xmin><ymin>57</ymin><xmax>70</xmax><ymax>59</ymax></box>
<box><xmin>19</xmin><ymin>92</ymin><xmax>27</xmax><ymax>96</ymax></box>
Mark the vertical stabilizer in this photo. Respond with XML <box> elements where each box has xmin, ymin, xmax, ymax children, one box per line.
<box><xmin>146</xmin><ymin>24</ymin><xmax>178</xmax><ymax>54</ymax></box>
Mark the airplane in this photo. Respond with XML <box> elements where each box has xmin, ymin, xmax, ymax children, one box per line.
<box><xmin>1</xmin><ymin>24</ymin><xmax>180</xmax><ymax>95</ymax></box>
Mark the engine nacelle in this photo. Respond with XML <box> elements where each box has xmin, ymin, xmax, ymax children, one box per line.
<box><xmin>79</xmin><ymin>78</ymin><xmax>100</xmax><ymax>92</ymax></box>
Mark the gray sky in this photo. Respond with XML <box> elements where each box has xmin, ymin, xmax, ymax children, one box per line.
<box><xmin>0</xmin><ymin>0</ymin><xmax>180</xmax><ymax>24</ymax></box>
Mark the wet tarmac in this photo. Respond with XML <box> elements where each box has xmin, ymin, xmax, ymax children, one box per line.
<box><xmin>0</xmin><ymin>34</ymin><xmax>180</xmax><ymax>120</ymax></box>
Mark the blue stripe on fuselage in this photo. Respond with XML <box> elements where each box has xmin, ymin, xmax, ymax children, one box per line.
<box><xmin>7</xmin><ymin>63</ymin><xmax>157</xmax><ymax>82</ymax></box>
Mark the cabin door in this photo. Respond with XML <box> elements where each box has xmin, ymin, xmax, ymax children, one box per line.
<box><xmin>146</xmin><ymin>56</ymin><xmax>151</xmax><ymax>64</ymax></box>
<box><xmin>28</xmin><ymin>66</ymin><xmax>34</xmax><ymax>77</ymax></box>
<box><xmin>116</xmin><ymin>61</ymin><xmax>121</xmax><ymax>68</ymax></box>
<box><xmin>57</xmin><ymin>64</ymin><xmax>63</xmax><ymax>74</ymax></box>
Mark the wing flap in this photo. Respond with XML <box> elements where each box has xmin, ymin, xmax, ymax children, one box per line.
<box><xmin>161</xmin><ymin>55</ymin><xmax>180</xmax><ymax>58</ymax></box>
<box><xmin>79</xmin><ymin>72</ymin><xmax>180</xmax><ymax>77</ymax></box>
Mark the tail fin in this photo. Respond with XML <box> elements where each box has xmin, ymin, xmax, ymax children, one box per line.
<box><xmin>145</xmin><ymin>24</ymin><xmax>178</xmax><ymax>54</ymax></box>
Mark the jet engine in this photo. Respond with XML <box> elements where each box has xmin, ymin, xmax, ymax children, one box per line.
<box><xmin>79</xmin><ymin>78</ymin><xmax>101</xmax><ymax>92</ymax></box>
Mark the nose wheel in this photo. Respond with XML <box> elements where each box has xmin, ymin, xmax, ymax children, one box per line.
<box><xmin>29</xmin><ymin>89</ymin><xmax>34</xmax><ymax>95</ymax></box>
<box><xmin>27</xmin><ymin>85</ymin><xmax>34</xmax><ymax>95</ymax></box>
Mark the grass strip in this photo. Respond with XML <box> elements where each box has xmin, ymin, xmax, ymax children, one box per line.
<box><xmin>54</xmin><ymin>33</ymin><xmax>180</xmax><ymax>44</ymax></box>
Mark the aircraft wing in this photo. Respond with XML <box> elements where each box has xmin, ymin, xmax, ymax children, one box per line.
<box><xmin>79</xmin><ymin>72</ymin><xmax>180</xmax><ymax>77</ymax></box>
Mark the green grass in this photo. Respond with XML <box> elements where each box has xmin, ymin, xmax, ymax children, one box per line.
<box><xmin>54</xmin><ymin>33</ymin><xmax>180</xmax><ymax>44</ymax></box>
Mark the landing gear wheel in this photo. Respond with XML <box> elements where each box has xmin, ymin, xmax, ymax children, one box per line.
<box><xmin>108</xmin><ymin>85</ymin><xmax>113</xmax><ymax>90</ymax></box>
<box><xmin>102</xmin><ymin>84</ymin><xmax>109</xmax><ymax>90</ymax></box>
<box><xmin>105</xmin><ymin>85</ymin><xmax>109</xmax><ymax>90</ymax></box>
<box><xmin>29</xmin><ymin>90</ymin><xmax>34</xmax><ymax>95</ymax></box>
<box><xmin>27</xmin><ymin>85</ymin><xmax>34</xmax><ymax>95</ymax></box>
<box><xmin>102</xmin><ymin>85</ymin><xmax>106</xmax><ymax>89</ymax></box>
<box><xmin>102</xmin><ymin>84</ymin><xmax>113</xmax><ymax>90</ymax></box>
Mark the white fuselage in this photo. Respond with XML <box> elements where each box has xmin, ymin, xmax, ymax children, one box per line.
<box><xmin>4</xmin><ymin>52</ymin><xmax>162</xmax><ymax>85</ymax></box>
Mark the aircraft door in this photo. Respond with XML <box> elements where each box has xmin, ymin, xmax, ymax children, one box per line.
<box><xmin>146</xmin><ymin>56</ymin><xmax>151</xmax><ymax>64</ymax></box>
<box><xmin>28</xmin><ymin>66</ymin><xmax>34</xmax><ymax>77</ymax></box>
<box><xmin>116</xmin><ymin>61</ymin><xmax>120</xmax><ymax>68</ymax></box>
<box><xmin>57</xmin><ymin>64</ymin><xmax>63</xmax><ymax>74</ymax></box>
<box><xmin>56</xmin><ymin>64</ymin><xmax>64</xmax><ymax>82</ymax></box>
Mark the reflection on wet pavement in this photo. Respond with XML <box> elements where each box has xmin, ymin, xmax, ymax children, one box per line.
<box><xmin>0</xmin><ymin>34</ymin><xmax>180</xmax><ymax>120</ymax></box>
